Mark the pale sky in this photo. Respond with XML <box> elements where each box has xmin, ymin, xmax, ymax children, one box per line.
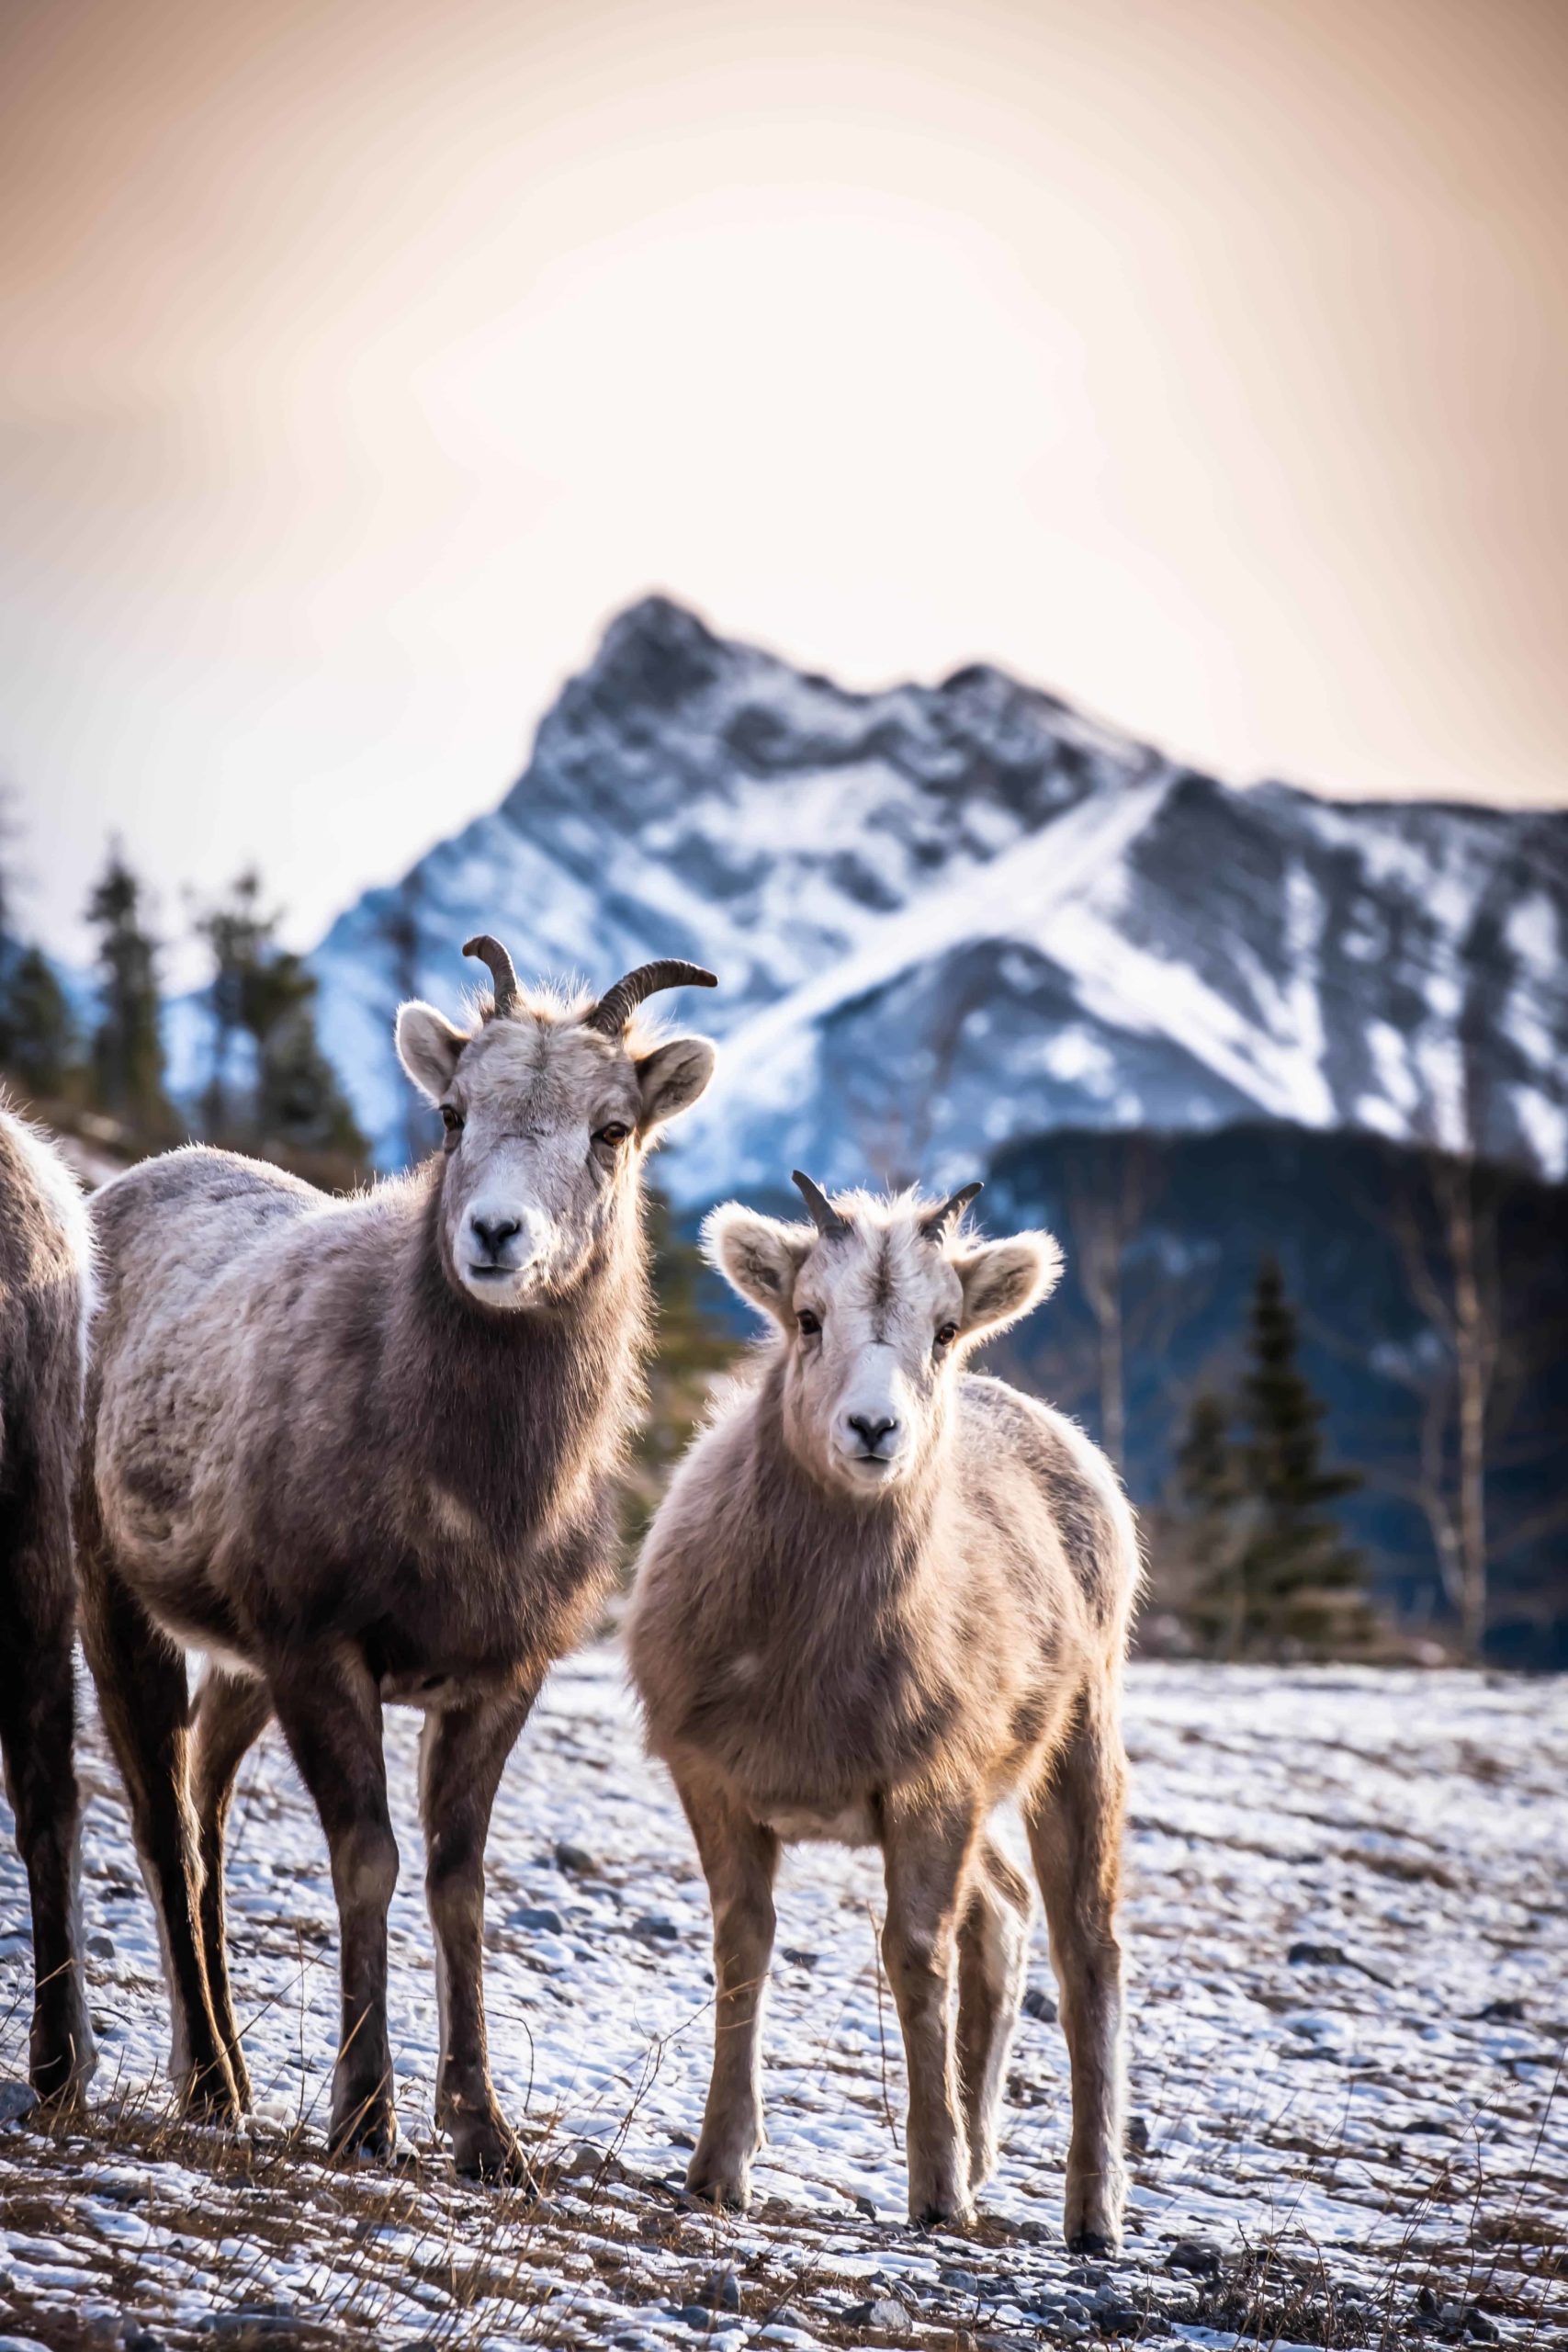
<box><xmin>2</xmin><ymin>0</ymin><xmax>1564</xmax><ymax>978</ymax></box>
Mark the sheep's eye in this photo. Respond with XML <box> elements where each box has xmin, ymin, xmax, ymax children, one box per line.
<box><xmin>934</xmin><ymin>1321</ymin><xmax>959</xmax><ymax>1351</ymax></box>
<box><xmin>440</xmin><ymin>1104</ymin><xmax>463</xmax><ymax>1138</ymax></box>
<box><xmin>594</xmin><ymin>1121</ymin><xmax>631</xmax><ymax>1148</ymax></box>
<box><xmin>796</xmin><ymin>1309</ymin><xmax>821</xmax><ymax>1338</ymax></box>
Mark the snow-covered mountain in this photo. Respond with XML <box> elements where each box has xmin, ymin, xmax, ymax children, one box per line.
<box><xmin>306</xmin><ymin>595</ymin><xmax>1568</xmax><ymax>1199</ymax></box>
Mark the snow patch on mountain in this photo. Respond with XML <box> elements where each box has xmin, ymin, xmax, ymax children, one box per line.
<box><xmin>286</xmin><ymin>597</ymin><xmax>1565</xmax><ymax>1197</ymax></box>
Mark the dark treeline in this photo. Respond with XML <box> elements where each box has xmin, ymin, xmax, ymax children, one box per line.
<box><xmin>982</xmin><ymin>1124</ymin><xmax>1567</xmax><ymax>1669</ymax></box>
<box><xmin>0</xmin><ymin>839</ymin><xmax>368</xmax><ymax>1191</ymax></box>
<box><xmin>682</xmin><ymin>1123</ymin><xmax>1564</xmax><ymax>1668</ymax></box>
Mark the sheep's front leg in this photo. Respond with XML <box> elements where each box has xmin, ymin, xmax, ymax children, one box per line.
<box><xmin>419</xmin><ymin>1685</ymin><xmax>537</xmax><ymax>2181</ymax></box>
<box><xmin>270</xmin><ymin>1647</ymin><xmax>400</xmax><ymax>2159</ymax></box>
<box><xmin>881</xmin><ymin>1797</ymin><xmax>981</xmax><ymax>2230</ymax></box>
<box><xmin>674</xmin><ymin>1767</ymin><xmax>779</xmax><ymax>2211</ymax></box>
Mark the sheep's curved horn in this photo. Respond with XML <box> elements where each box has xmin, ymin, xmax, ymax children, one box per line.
<box><xmin>922</xmin><ymin>1181</ymin><xmax>983</xmax><ymax>1239</ymax></box>
<box><xmin>585</xmin><ymin>959</ymin><xmax>717</xmax><ymax>1036</ymax></box>
<box><xmin>462</xmin><ymin>933</ymin><xmax>520</xmax><ymax>1017</ymax></box>
<box><xmin>791</xmin><ymin>1170</ymin><xmax>851</xmax><ymax>1239</ymax></box>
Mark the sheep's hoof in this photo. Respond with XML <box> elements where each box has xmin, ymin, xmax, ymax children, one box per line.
<box><xmin>911</xmin><ymin>2199</ymin><xmax>976</xmax><ymax>2233</ymax></box>
<box><xmin>329</xmin><ymin>2101</ymin><xmax>401</xmax><ymax>2165</ymax></box>
<box><xmin>1066</xmin><ymin>2228</ymin><xmax>1119</xmax><ymax>2256</ymax></box>
<box><xmin>453</xmin><ymin>2116</ymin><xmax>533</xmax><ymax>2186</ymax></box>
<box><xmin>685</xmin><ymin>2157</ymin><xmax>750</xmax><ymax>2212</ymax></box>
<box><xmin>180</xmin><ymin>2058</ymin><xmax>244</xmax><ymax>2129</ymax></box>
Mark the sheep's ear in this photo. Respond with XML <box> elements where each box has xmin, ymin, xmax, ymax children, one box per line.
<box><xmin>396</xmin><ymin>1001</ymin><xmax>469</xmax><ymax>1102</ymax></box>
<box><xmin>636</xmin><ymin>1035</ymin><xmax>716</xmax><ymax>1132</ymax></box>
<box><xmin>954</xmin><ymin>1230</ymin><xmax>1063</xmax><ymax>1340</ymax></box>
<box><xmin>703</xmin><ymin>1204</ymin><xmax>811</xmax><ymax>1326</ymax></box>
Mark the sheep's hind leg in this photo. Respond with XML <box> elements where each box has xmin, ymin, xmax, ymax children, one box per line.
<box><xmin>1024</xmin><ymin>1696</ymin><xmax>1129</xmax><ymax>2254</ymax></box>
<box><xmin>418</xmin><ymin>1684</ymin><xmax>537</xmax><ymax>2182</ymax></box>
<box><xmin>269</xmin><ymin>1646</ymin><xmax>400</xmax><ymax>2161</ymax></box>
<box><xmin>0</xmin><ymin>1452</ymin><xmax>94</xmax><ymax>2104</ymax></box>
<box><xmin>956</xmin><ymin>1837</ymin><xmax>1032</xmax><ymax>2190</ymax></box>
<box><xmin>77</xmin><ymin>1535</ymin><xmax>239</xmax><ymax>2122</ymax></box>
<box><xmin>190</xmin><ymin>1664</ymin><xmax>274</xmax><ymax>2111</ymax></box>
<box><xmin>880</xmin><ymin>1797</ymin><xmax>982</xmax><ymax>2230</ymax></box>
<box><xmin>674</xmin><ymin>1769</ymin><xmax>779</xmax><ymax>2212</ymax></box>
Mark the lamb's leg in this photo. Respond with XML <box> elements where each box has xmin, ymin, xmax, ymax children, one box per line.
<box><xmin>269</xmin><ymin>1646</ymin><xmax>400</xmax><ymax>2158</ymax></box>
<box><xmin>190</xmin><ymin>1665</ymin><xmax>273</xmax><ymax>2111</ymax></box>
<box><xmin>880</xmin><ymin>1797</ymin><xmax>981</xmax><ymax>2229</ymax></box>
<box><xmin>1024</xmin><ymin>1696</ymin><xmax>1129</xmax><ymax>2253</ymax></box>
<box><xmin>0</xmin><ymin>1454</ymin><xmax>94</xmax><ymax>2104</ymax></box>
<box><xmin>674</xmin><ymin>1767</ymin><xmax>779</xmax><ymax>2211</ymax></box>
<box><xmin>77</xmin><ymin>1538</ymin><xmax>238</xmax><ymax>2120</ymax></box>
<box><xmin>418</xmin><ymin>1685</ymin><xmax>536</xmax><ymax>2181</ymax></box>
<box><xmin>956</xmin><ymin>1837</ymin><xmax>1032</xmax><ymax>2190</ymax></box>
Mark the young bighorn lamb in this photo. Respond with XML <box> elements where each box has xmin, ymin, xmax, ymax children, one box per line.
<box><xmin>0</xmin><ymin>1103</ymin><xmax>95</xmax><ymax>2105</ymax></box>
<box><xmin>627</xmin><ymin>1173</ymin><xmax>1139</xmax><ymax>2247</ymax></box>
<box><xmin>78</xmin><ymin>940</ymin><xmax>716</xmax><ymax>2174</ymax></box>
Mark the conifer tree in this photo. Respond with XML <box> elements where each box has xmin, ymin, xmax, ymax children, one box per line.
<box><xmin>195</xmin><ymin>871</ymin><xmax>366</xmax><ymax>1168</ymax></box>
<box><xmin>197</xmin><ymin>866</ymin><xmax>272</xmax><ymax>1135</ymax></box>
<box><xmin>249</xmin><ymin>949</ymin><xmax>366</xmax><ymax>1162</ymax></box>
<box><xmin>1174</xmin><ymin>1388</ymin><xmax>1248</xmax><ymax>1656</ymax></box>
<box><xmin>1234</xmin><ymin>1254</ymin><xmax>1371</xmax><ymax>1655</ymax></box>
<box><xmin>0</xmin><ymin>946</ymin><xmax>76</xmax><ymax>1097</ymax></box>
<box><xmin>85</xmin><ymin>845</ymin><xmax>170</xmax><ymax>1135</ymax></box>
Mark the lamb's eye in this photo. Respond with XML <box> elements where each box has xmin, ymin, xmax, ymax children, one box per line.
<box><xmin>934</xmin><ymin>1321</ymin><xmax>959</xmax><ymax>1351</ymax></box>
<box><xmin>594</xmin><ymin>1121</ymin><xmax>631</xmax><ymax>1148</ymax></box>
<box><xmin>796</xmin><ymin>1309</ymin><xmax>821</xmax><ymax>1338</ymax></box>
<box><xmin>440</xmin><ymin>1104</ymin><xmax>464</xmax><ymax>1139</ymax></box>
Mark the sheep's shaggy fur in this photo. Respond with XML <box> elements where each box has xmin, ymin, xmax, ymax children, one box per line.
<box><xmin>76</xmin><ymin>957</ymin><xmax>716</xmax><ymax>2173</ymax></box>
<box><xmin>628</xmin><ymin>1182</ymin><xmax>1139</xmax><ymax>2245</ymax></box>
<box><xmin>0</xmin><ymin>1102</ymin><xmax>95</xmax><ymax>2101</ymax></box>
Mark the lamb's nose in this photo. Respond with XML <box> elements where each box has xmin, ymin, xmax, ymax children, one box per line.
<box><xmin>847</xmin><ymin>1413</ymin><xmax>898</xmax><ymax>1453</ymax></box>
<box><xmin>470</xmin><ymin>1213</ymin><xmax>522</xmax><ymax>1261</ymax></box>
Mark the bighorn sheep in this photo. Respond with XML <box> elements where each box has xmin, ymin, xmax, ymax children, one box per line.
<box><xmin>78</xmin><ymin>941</ymin><xmax>716</xmax><ymax>2174</ymax></box>
<box><xmin>626</xmin><ymin>1173</ymin><xmax>1139</xmax><ymax>2247</ymax></box>
<box><xmin>0</xmin><ymin>1103</ymin><xmax>95</xmax><ymax>2104</ymax></box>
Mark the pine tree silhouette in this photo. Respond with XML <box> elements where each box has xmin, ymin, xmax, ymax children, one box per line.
<box><xmin>86</xmin><ymin>844</ymin><xmax>171</xmax><ymax>1135</ymax></box>
<box><xmin>0</xmin><ymin>946</ymin><xmax>76</xmax><ymax>1097</ymax></box>
<box><xmin>1174</xmin><ymin>1389</ymin><xmax>1247</xmax><ymax>1656</ymax></box>
<box><xmin>197</xmin><ymin>870</ymin><xmax>367</xmax><ymax>1173</ymax></box>
<box><xmin>1234</xmin><ymin>1253</ymin><xmax>1371</xmax><ymax>1655</ymax></box>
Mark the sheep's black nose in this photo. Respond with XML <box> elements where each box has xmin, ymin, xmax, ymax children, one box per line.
<box><xmin>848</xmin><ymin>1413</ymin><xmax>898</xmax><ymax>1453</ymax></box>
<box><xmin>470</xmin><ymin>1213</ymin><xmax>522</xmax><ymax>1260</ymax></box>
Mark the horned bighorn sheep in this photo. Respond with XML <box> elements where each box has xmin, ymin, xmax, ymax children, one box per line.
<box><xmin>0</xmin><ymin>1103</ymin><xmax>95</xmax><ymax>2105</ymax></box>
<box><xmin>77</xmin><ymin>940</ymin><xmax>716</xmax><ymax>2174</ymax></box>
<box><xmin>626</xmin><ymin>1173</ymin><xmax>1139</xmax><ymax>2247</ymax></box>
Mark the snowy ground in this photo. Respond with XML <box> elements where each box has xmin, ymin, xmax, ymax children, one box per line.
<box><xmin>2</xmin><ymin>1654</ymin><xmax>1564</xmax><ymax>2351</ymax></box>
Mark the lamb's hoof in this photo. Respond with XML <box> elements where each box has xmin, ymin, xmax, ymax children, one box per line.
<box><xmin>685</xmin><ymin>2157</ymin><xmax>750</xmax><ymax>2212</ymax></box>
<box><xmin>329</xmin><ymin>2103</ymin><xmax>401</xmax><ymax>2165</ymax></box>
<box><xmin>453</xmin><ymin>2116</ymin><xmax>533</xmax><ymax>2187</ymax></box>
<box><xmin>27</xmin><ymin>2067</ymin><xmax>80</xmax><ymax>2115</ymax></box>
<box><xmin>912</xmin><ymin>2200</ymin><xmax>976</xmax><ymax>2233</ymax></box>
<box><xmin>181</xmin><ymin>2060</ymin><xmax>243</xmax><ymax>2129</ymax></box>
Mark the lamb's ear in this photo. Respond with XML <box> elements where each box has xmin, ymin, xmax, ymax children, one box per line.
<box><xmin>953</xmin><ymin>1229</ymin><xmax>1064</xmax><ymax>1340</ymax></box>
<box><xmin>703</xmin><ymin>1204</ymin><xmax>811</xmax><ymax>1326</ymax></box>
<box><xmin>636</xmin><ymin>1035</ymin><xmax>716</xmax><ymax>1132</ymax></box>
<box><xmin>395</xmin><ymin>1001</ymin><xmax>469</xmax><ymax>1102</ymax></box>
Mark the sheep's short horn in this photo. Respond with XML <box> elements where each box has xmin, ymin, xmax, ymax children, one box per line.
<box><xmin>463</xmin><ymin>934</ymin><xmax>520</xmax><ymax>1017</ymax></box>
<box><xmin>922</xmin><ymin>1181</ymin><xmax>983</xmax><ymax>1239</ymax></box>
<box><xmin>791</xmin><ymin>1170</ymin><xmax>851</xmax><ymax>1238</ymax></box>
<box><xmin>585</xmin><ymin>959</ymin><xmax>717</xmax><ymax>1036</ymax></box>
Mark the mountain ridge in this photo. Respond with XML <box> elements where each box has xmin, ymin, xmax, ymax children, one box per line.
<box><xmin>276</xmin><ymin>595</ymin><xmax>1568</xmax><ymax>1198</ymax></box>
